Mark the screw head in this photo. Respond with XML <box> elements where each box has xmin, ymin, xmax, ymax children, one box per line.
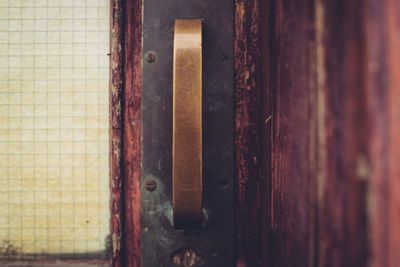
<box><xmin>144</xmin><ymin>179</ymin><xmax>157</xmax><ymax>191</ymax></box>
<box><xmin>146</xmin><ymin>51</ymin><xmax>157</xmax><ymax>63</ymax></box>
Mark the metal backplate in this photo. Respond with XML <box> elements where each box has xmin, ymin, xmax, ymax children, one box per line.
<box><xmin>141</xmin><ymin>0</ymin><xmax>234</xmax><ymax>266</ymax></box>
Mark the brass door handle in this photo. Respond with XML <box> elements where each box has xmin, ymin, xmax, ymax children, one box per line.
<box><xmin>172</xmin><ymin>19</ymin><xmax>202</xmax><ymax>229</ymax></box>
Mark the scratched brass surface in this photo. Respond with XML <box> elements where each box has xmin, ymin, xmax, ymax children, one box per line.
<box><xmin>172</xmin><ymin>19</ymin><xmax>202</xmax><ymax>229</ymax></box>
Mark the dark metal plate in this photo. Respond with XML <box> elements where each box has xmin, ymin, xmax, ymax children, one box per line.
<box><xmin>141</xmin><ymin>0</ymin><xmax>234</xmax><ymax>266</ymax></box>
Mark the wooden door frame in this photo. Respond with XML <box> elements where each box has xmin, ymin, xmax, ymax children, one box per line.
<box><xmin>110</xmin><ymin>0</ymin><xmax>142</xmax><ymax>266</ymax></box>
<box><xmin>112</xmin><ymin>0</ymin><xmax>400</xmax><ymax>266</ymax></box>
<box><xmin>110</xmin><ymin>0</ymin><xmax>270</xmax><ymax>266</ymax></box>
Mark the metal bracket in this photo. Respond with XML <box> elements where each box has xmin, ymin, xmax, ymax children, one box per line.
<box><xmin>141</xmin><ymin>0</ymin><xmax>234</xmax><ymax>266</ymax></box>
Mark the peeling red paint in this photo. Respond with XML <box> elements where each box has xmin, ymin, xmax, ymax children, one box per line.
<box><xmin>121</xmin><ymin>0</ymin><xmax>142</xmax><ymax>266</ymax></box>
<box><xmin>110</xmin><ymin>0</ymin><xmax>124</xmax><ymax>266</ymax></box>
<box><xmin>110</xmin><ymin>0</ymin><xmax>141</xmax><ymax>266</ymax></box>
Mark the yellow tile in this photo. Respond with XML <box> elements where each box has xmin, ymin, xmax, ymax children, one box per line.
<box><xmin>47</xmin><ymin>194</ymin><xmax>62</xmax><ymax>206</ymax></box>
<box><xmin>47</xmin><ymin>44</ymin><xmax>61</xmax><ymax>56</ymax></box>
<box><xmin>60</xmin><ymin>42</ymin><xmax>73</xmax><ymax>53</ymax></box>
<box><xmin>8</xmin><ymin>193</ymin><xmax>22</xmax><ymax>203</ymax></box>
<box><xmin>22</xmin><ymin>213</ymin><xmax>35</xmax><ymax>227</ymax></box>
<box><xmin>59</xmin><ymin>118</ymin><xmax>73</xmax><ymax>130</ymax></box>
<box><xmin>35</xmin><ymin>229</ymin><xmax>48</xmax><ymax>240</ymax></box>
<box><xmin>47</xmin><ymin>143</ymin><xmax>59</xmax><ymax>155</ymax></box>
<box><xmin>22</xmin><ymin>228</ymin><xmax>35</xmax><ymax>238</ymax></box>
<box><xmin>34</xmin><ymin>67</ymin><xmax>48</xmax><ymax>79</ymax></box>
<box><xmin>1</xmin><ymin>0</ymin><xmax>110</xmax><ymax>256</ymax></box>
<box><xmin>59</xmin><ymin>105</ymin><xmax>73</xmax><ymax>116</ymax></box>
<box><xmin>34</xmin><ymin>21</ymin><xmax>47</xmax><ymax>34</ymax></box>
<box><xmin>48</xmin><ymin>68</ymin><xmax>60</xmax><ymax>80</ymax></box>
<box><xmin>74</xmin><ymin>105</ymin><xmax>86</xmax><ymax>117</ymax></box>
<box><xmin>9</xmin><ymin>8</ymin><xmax>21</xmax><ymax>19</ymax></box>
<box><xmin>9</xmin><ymin>167</ymin><xmax>22</xmax><ymax>178</ymax></box>
<box><xmin>48</xmin><ymin>20</ymin><xmax>62</xmax><ymax>32</ymax></box>
<box><xmin>0</xmin><ymin>117</ymin><xmax>9</xmax><ymax>129</ymax></box>
<box><xmin>48</xmin><ymin>8</ymin><xmax>61</xmax><ymax>19</ymax></box>
<box><xmin>74</xmin><ymin>7</ymin><xmax>86</xmax><ymax>19</ymax></box>
<box><xmin>61</xmin><ymin>161</ymin><xmax>75</xmax><ymax>174</ymax></box>
<box><xmin>61</xmin><ymin>241</ymin><xmax>74</xmax><ymax>250</ymax></box>
<box><xmin>9</xmin><ymin>154</ymin><xmax>22</xmax><ymax>165</ymax></box>
<box><xmin>35</xmin><ymin>203</ymin><xmax>48</xmax><ymax>216</ymax></box>
<box><xmin>8</xmin><ymin>56</ymin><xmax>21</xmax><ymax>68</ymax></box>
<box><xmin>73</xmin><ymin>145</ymin><xmax>86</xmax><ymax>155</ymax></box>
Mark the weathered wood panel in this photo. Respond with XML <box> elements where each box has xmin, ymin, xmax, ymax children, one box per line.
<box><xmin>365</xmin><ymin>0</ymin><xmax>400</xmax><ymax>266</ymax></box>
<box><xmin>110</xmin><ymin>0</ymin><xmax>124</xmax><ymax>266</ymax></box>
<box><xmin>121</xmin><ymin>0</ymin><xmax>142</xmax><ymax>266</ymax></box>
<box><xmin>111</xmin><ymin>0</ymin><xmax>400</xmax><ymax>266</ymax></box>
<box><xmin>318</xmin><ymin>0</ymin><xmax>400</xmax><ymax>266</ymax></box>
<box><xmin>234</xmin><ymin>0</ymin><xmax>271</xmax><ymax>266</ymax></box>
<box><xmin>110</xmin><ymin>0</ymin><xmax>142</xmax><ymax>266</ymax></box>
<box><xmin>386</xmin><ymin>1</ymin><xmax>400</xmax><ymax>265</ymax></box>
<box><xmin>269</xmin><ymin>1</ymin><xmax>317</xmax><ymax>266</ymax></box>
<box><xmin>269</xmin><ymin>0</ymin><xmax>400</xmax><ymax>266</ymax></box>
<box><xmin>319</xmin><ymin>1</ymin><xmax>369</xmax><ymax>266</ymax></box>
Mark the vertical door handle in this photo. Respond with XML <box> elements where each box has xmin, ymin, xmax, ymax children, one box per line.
<box><xmin>172</xmin><ymin>19</ymin><xmax>202</xmax><ymax>229</ymax></box>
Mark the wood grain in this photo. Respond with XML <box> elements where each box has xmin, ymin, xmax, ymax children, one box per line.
<box><xmin>386</xmin><ymin>1</ymin><xmax>400</xmax><ymax>265</ymax></box>
<box><xmin>110</xmin><ymin>0</ymin><xmax>400</xmax><ymax>266</ymax></box>
<box><xmin>110</xmin><ymin>0</ymin><xmax>142</xmax><ymax>266</ymax></box>
<box><xmin>121</xmin><ymin>0</ymin><xmax>142</xmax><ymax>266</ymax></box>
<box><xmin>318</xmin><ymin>1</ymin><xmax>400</xmax><ymax>266</ymax></box>
<box><xmin>269</xmin><ymin>1</ymin><xmax>318</xmax><ymax>266</ymax></box>
<box><xmin>366</xmin><ymin>0</ymin><xmax>400</xmax><ymax>266</ymax></box>
<box><xmin>234</xmin><ymin>0</ymin><xmax>271</xmax><ymax>266</ymax></box>
<box><xmin>268</xmin><ymin>0</ymin><xmax>400</xmax><ymax>266</ymax></box>
<box><xmin>110</xmin><ymin>0</ymin><xmax>124</xmax><ymax>266</ymax></box>
<box><xmin>319</xmin><ymin>1</ymin><xmax>369</xmax><ymax>266</ymax></box>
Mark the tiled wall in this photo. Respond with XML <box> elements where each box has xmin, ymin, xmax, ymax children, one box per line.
<box><xmin>0</xmin><ymin>0</ymin><xmax>110</xmax><ymax>259</ymax></box>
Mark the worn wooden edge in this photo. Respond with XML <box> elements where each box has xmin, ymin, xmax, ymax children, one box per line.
<box><xmin>233</xmin><ymin>0</ymin><xmax>400</xmax><ymax>266</ymax></box>
<box><xmin>271</xmin><ymin>0</ymin><xmax>400</xmax><ymax>266</ymax></box>
<box><xmin>318</xmin><ymin>1</ymin><xmax>370</xmax><ymax>266</ymax></box>
<box><xmin>110</xmin><ymin>0</ymin><xmax>142</xmax><ymax>266</ymax></box>
<box><xmin>317</xmin><ymin>1</ymin><xmax>400</xmax><ymax>265</ymax></box>
<box><xmin>234</xmin><ymin>0</ymin><xmax>271</xmax><ymax>266</ymax></box>
<box><xmin>121</xmin><ymin>0</ymin><xmax>142</xmax><ymax>266</ymax></box>
<box><xmin>269</xmin><ymin>1</ymin><xmax>318</xmax><ymax>266</ymax></box>
<box><xmin>386</xmin><ymin>1</ymin><xmax>400</xmax><ymax>265</ymax></box>
<box><xmin>269</xmin><ymin>0</ymin><xmax>373</xmax><ymax>265</ymax></box>
<box><xmin>110</xmin><ymin>0</ymin><xmax>124</xmax><ymax>266</ymax></box>
<box><xmin>365</xmin><ymin>0</ymin><xmax>400</xmax><ymax>266</ymax></box>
